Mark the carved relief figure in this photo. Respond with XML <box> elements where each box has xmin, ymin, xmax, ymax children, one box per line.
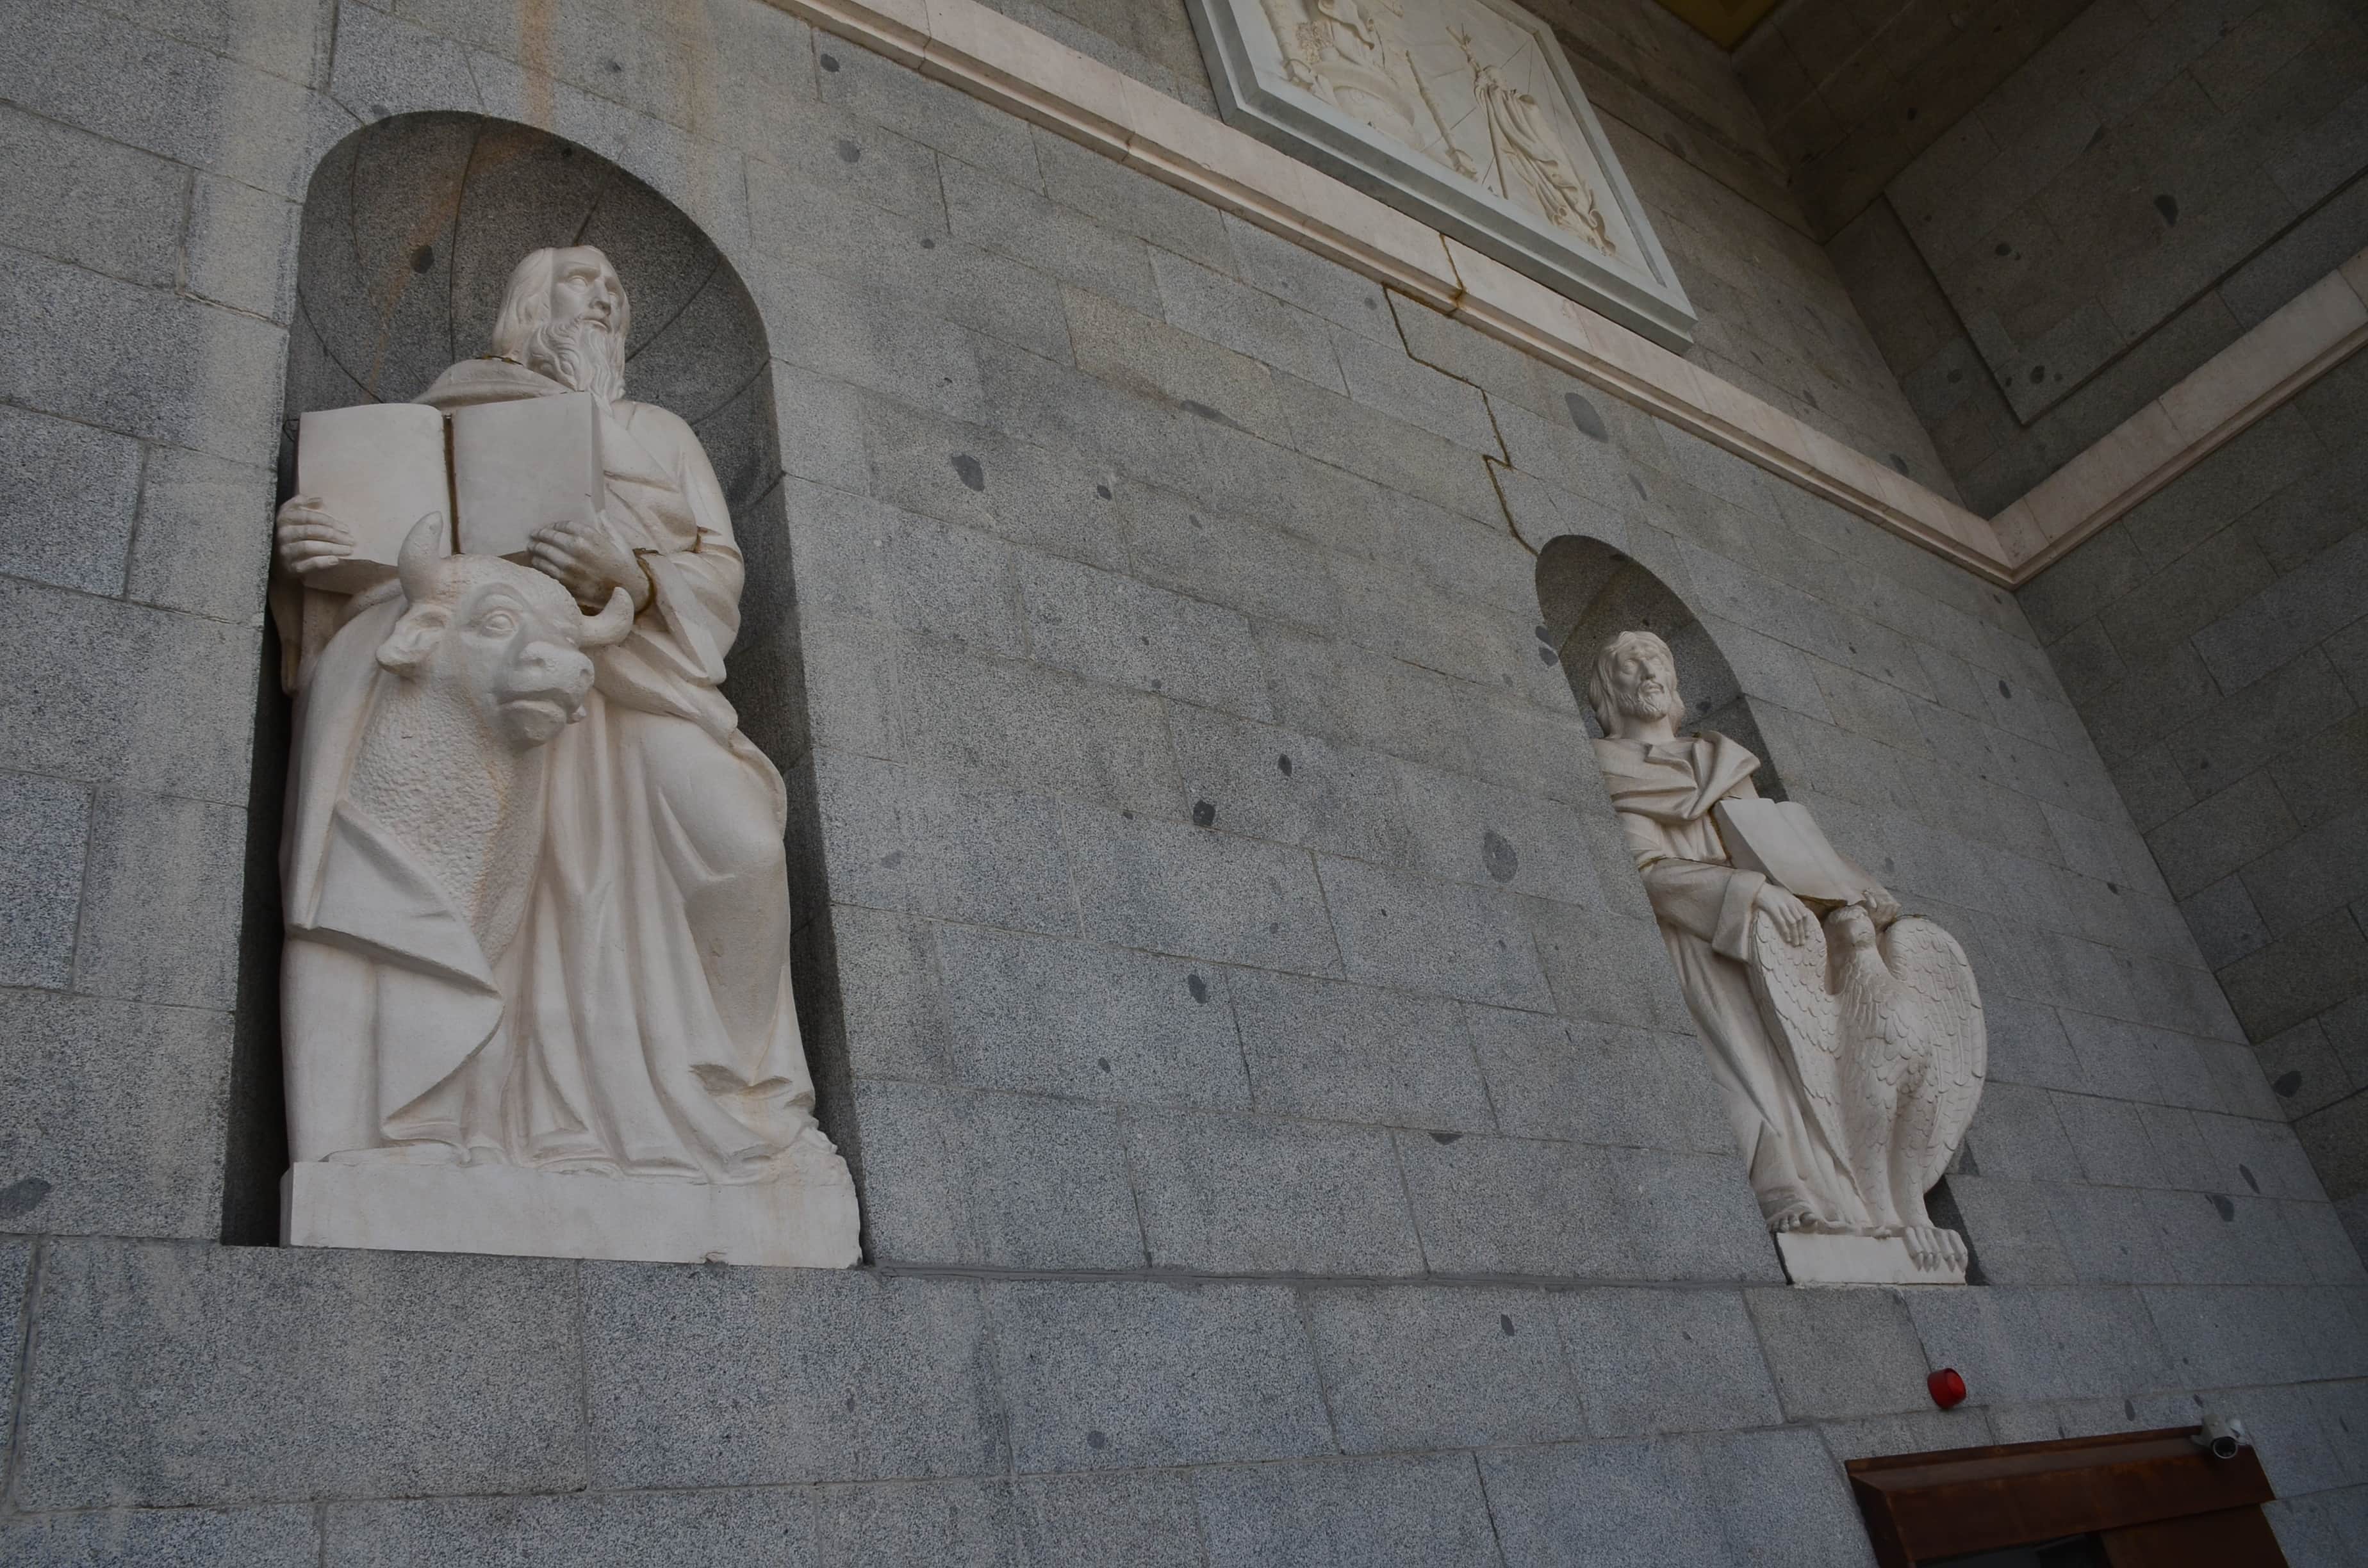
<box><xmin>272</xmin><ymin>245</ymin><xmax>853</xmax><ymax>1263</ymax></box>
<box><xmin>1587</xmin><ymin>631</ymin><xmax>1984</xmax><ymax>1280</ymax></box>
<box><xmin>1267</xmin><ymin>0</ymin><xmax>1479</xmax><ymax>178</ymax></box>
<box><xmin>1451</xmin><ymin>26</ymin><xmax>1611</xmax><ymax>252</ymax></box>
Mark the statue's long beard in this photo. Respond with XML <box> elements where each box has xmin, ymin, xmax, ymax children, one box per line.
<box><xmin>525</xmin><ymin>318</ymin><xmax>626</xmax><ymax>404</ymax></box>
<box><xmin>1616</xmin><ymin>682</ymin><xmax>1678</xmax><ymax>722</ymax></box>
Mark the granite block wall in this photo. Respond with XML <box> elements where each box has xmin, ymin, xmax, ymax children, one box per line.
<box><xmin>958</xmin><ymin>0</ymin><xmax>1962</xmax><ymax>499</ymax></box>
<box><xmin>2022</xmin><ymin>349</ymin><xmax>2368</xmax><ymax>1266</ymax></box>
<box><xmin>1734</xmin><ymin>0</ymin><xmax>2094</xmax><ymax>241</ymax></box>
<box><xmin>0</xmin><ymin>0</ymin><xmax>2362</xmax><ymax>1562</ymax></box>
<box><xmin>1829</xmin><ymin>0</ymin><xmax>2368</xmax><ymax>514</ymax></box>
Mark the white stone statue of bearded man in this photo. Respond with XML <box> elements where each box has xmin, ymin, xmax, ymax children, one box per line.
<box><xmin>1586</xmin><ymin>630</ymin><xmax>1896</xmax><ymax>1237</ymax></box>
<box><xmin>271</xmin><ymin>246</ymin><xmax>852</xmax><ymax>1264</ymax></box>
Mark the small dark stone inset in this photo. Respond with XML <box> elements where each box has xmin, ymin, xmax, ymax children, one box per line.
<box><xmin>920</xmin><ymin>238</ymin><xmax>935</xmax><ymax>250</ymax></box>
<box><xmin>2028</xmin><ymin>364</ymin><xmax>2046</xmax><ymax>384</ymax></box>
<box><xmin>2239</xmin><ymin>1164</ymin><xmax>2259</xmax><ymax>1193</ymax></box>
<box><xmin>1192</xmin><ymin>800</ymin><xmax>1216</xmax><ymax>829</ymax></box>
<box><xmin>951</xmin><ymin>453</ymin><xmax>985</xmax><ymax>491</ymax></box>
<box><xmin>879</xmin><ymin>851</ymin><xmax>904</xmax><ymax>869</ymax></box>
<box><xmin>2210</xmin><ymin>1194</ymin><xmax>2236</xmax><ymax>1221</ymax></box>
<box><xmin>1499</xmin><ymin>1314</ymin><xmax>1515</xmax><ymax>1335</ymax></box>
<box><xmin>819</xmin><ymin>52</ymin><xmax>841</xmax><ymax>70</ymax></box>
<box><xmin>1364</xmin><ymin>296</ymin><xmax>1379</xmax><ymax>310</ymax></box>
<box><xmin>1535</xmin><ymin>625</ymin><xmax>1552</xmax><ymax>643</ymax></box>
<box><xmin>1889</xmin><ymin>454</ymin><xmax>1909</xmax><ymax>475</ymax></box>
<box><xmin>1277</xmin><ymin>754</ymin><xmax>1293</xmax><ymax>776</ymax></box>
<box><xmin>2272</xmin><ymin>1070</ymin><xmax>2303</xmax><ymax>1097</ymax></box>
<box><xmin>1537</xmin><ymin>644</ymin><xmax>1557</xmax><ymax>665</ymax></box>
<box><xmin>1085</xmin><ymin>1430</ymin><xmax>1107</xmax><ymax>1450</ymax></box>
<box><xmin>1995</xmin><ymin>242</ymin><xmax>2012</xmax><ymax>257</ymax></box>
<box><xmin>1997</xmin><ymin>679</ymin><xmax>2012</xmax><ymax>699</ymax></box>
<box><xmin>410</xmin><ymin>245</ymin><xmax>435</xmax><ymax>274</ymax></box>
<box><xmin>2154</xmin><ymin>193</ymin><xmax>2178</xmax><ymax>225</ymax></box>
<box><xmin>1096</xmin><ymin>484</ymin><xmax>1112</xmax><ymax>499</ymax></box>
<box><xmin>1481</xmin><ymin>829</ymin><xmax>1518</xmax><ymax>883</ymax></box>
<box><xmin>1098</xmin><ymin>1057</ymin><xmax>1112</xmax><ymax>1072</ymax></box>
<box><xmin>1430</xmin><ymin>1131</ymin><xmax>1462</xmax><ymax>1144</ymax></box>
<box><xmin>1563</xmin><ymin>391</ymin><xmax>1608</xmax><ymax>440</ymax></box>
<box><xmin>0</xmin><ymin>1176</ymin><xmax>51</xmax><ymax>1220</ymax></box>
<box><xmin>1187</xmin><ymin>974</ymin><xmax>1209</xmax><ymax>1004</ymax></box>
<box><xmin>835</xmin><ymin>138</ymin><xmax>862</xmax><ymax>163</ymax></box>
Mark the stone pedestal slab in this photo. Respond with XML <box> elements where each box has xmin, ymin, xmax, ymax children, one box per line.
<box><xmin>283</xmin><ymin>1161</ymin><xmax>862</xmax><ymax>1268</ymax></box>
<box><xmin>1776</xmin><ymin>1232</ymin><xmax>1966</xmax><ymax>1286</ymax></box>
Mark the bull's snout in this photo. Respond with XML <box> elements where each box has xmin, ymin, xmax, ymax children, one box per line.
<box><xmin>491</xmin><ymin>637</ymin><xmax>598</xmax><ymax>746</ymax></box>
<box><xmin>512</xmin><ymin>638</ymin><xmax>595</xmax><ymax>706</ymax></box>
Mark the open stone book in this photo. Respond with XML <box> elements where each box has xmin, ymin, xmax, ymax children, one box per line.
<box><xmin>294</xmin><ymin>391</ymin><xmax>605</xmax><ymax>584</ymax></box>
<box><xmin>1714</xmin><ymin>797</ymin><xmax>1871</xmax><ymax>904</ymax></box>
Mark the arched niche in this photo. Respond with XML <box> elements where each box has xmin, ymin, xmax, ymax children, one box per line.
<box><xmin>1534</xmin><ymin>534</ymin><xmax>1784</xmax><ymax>799</ymax></box>
<box><xmin>225</xmin><ymin>113</ymin><xmax>825</xmax><ymax>1240</ymax></box>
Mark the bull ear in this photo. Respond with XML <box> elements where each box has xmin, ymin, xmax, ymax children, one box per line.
<box><xmin>376</xmin><ymin>603</ymin><xmax>452</xmax><ymax>676</ymax></box>
<box><xmin>579</xmin><ymin>585</ymin><xmax>636</xmax><ymax>648</ymax></box>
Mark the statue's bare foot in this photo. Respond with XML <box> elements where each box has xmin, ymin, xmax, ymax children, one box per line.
<box><xmin>1937</xmin><ymin>1227</ymin><xmax>1968</xmax><ymax>1271</ymax></box>
<box><xmin>1766</xmin><ymin>1201</ymin><xmax>1821</xmax><ymax>1233</ymax></box>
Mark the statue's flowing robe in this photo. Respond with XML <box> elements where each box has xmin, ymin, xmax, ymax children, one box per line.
<box><xmin>1591</xmin><ymin>731</ymin><xmax>1862</xmax><ymax>1228</ymax></box>
<box><xmin>279</xmin><ymin>357</ymin><xmax>813</xmax><ymax>1183</ymax></box>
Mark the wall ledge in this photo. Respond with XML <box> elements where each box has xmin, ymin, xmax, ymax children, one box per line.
<box><xmin>766</xmin><ymin>0</ymin><xmax>2018</xmax><ymax>585</ymax></box>
<box><xmin>1993</xmin><ymin>254</ymin><xmax>2368</xmax><ymax>585</ymax></box>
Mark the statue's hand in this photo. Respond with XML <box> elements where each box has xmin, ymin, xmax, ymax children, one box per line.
<box><xmin>1754</xmin><ymin>883</ymin><xmax>1814</xmax><ymax>946</ymax></box>
<box><xmin>530</xmin><ymin>514</ymin><xmax>652</xmax><ymax>615</ymax></box>
<box><xmin>275</xmin><ymin>495</ymin><xmax>355</xmax><ymax>580</ymax></box>
<box><xmin>1862</xmin><ymin>885</ymin><xmax>1901</xmax><ymax>927</ymax></box>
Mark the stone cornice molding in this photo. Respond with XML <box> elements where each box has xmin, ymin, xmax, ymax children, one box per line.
<box><xmin>1991</xmin><ymin>254</ymin><xmax>2368</xmax><ymax>583</ymax></box>
<box><xmin>774</xmin><ymin>0</ymin><xmax>2368</xmax><ymax>594</ymax></box>
<box><xmin>766</xmin><ymin>0</ymin><xmax>2018</xmax><ymax>584</ymax></box>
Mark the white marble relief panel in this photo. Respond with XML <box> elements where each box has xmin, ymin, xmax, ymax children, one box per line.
<box><xmin>1188</xmin><ymin>0</ymin><xmax>1695</xmax><ymax>345</ymax></box>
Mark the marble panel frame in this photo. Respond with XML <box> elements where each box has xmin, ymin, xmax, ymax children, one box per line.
<box><xmin>1180</xmin><ymin>0</ymin><xmax>1697</xmax><ymax>350</ymax></box>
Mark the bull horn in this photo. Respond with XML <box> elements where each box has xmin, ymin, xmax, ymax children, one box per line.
<box><xmin>580</xmin><ymin>585</ymin><xmax>636</xmax><ymax>647</ymax></box>
<box><xmin>396</xmin><ymin>512</ymin><xmax>450</xmax><ymax>605</ymax></box>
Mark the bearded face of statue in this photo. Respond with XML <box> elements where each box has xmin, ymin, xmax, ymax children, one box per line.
<box><xmin>516</xmin><ymin>245</ymin><xmax>629</xmax><ymax>404</ymax></box>
<box><xmin>1613</xmin><ymin>642</ymin><xmax>1679</xmax><ymax>723</ymax></box>
<box><xmin>1588</xmin><ymin>629</ymin><xmax>1684</xmax><ymax>737</ymax></box>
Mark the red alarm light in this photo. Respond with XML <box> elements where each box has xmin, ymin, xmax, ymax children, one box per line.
<box><xmin>1928</xmin><ymin>1368</ymin><xmax>1968</xmax><ymax>1409</ymax></box>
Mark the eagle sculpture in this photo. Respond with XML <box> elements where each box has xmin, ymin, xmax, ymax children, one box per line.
<box><xmin>1748</xmin><ymin>902</ymin><xmax>1987</xmax><ymax>1271</ymax></box>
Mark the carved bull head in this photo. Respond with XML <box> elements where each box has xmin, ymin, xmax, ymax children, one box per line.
<box><xmin>377</xmin><ymin>514</ymin><xmax>636</xmax><ymax>748</ymax></box>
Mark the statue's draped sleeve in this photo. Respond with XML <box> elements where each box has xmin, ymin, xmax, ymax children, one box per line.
<box><xmin>1594</xmin><ymin>733</ymin><xmax>1768</xmax><ymax>963</ymax></box>
<box><xmin>588</xmin><ymin>400</ymin><xmax>749</xmax><ymax>747</ymax></box>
